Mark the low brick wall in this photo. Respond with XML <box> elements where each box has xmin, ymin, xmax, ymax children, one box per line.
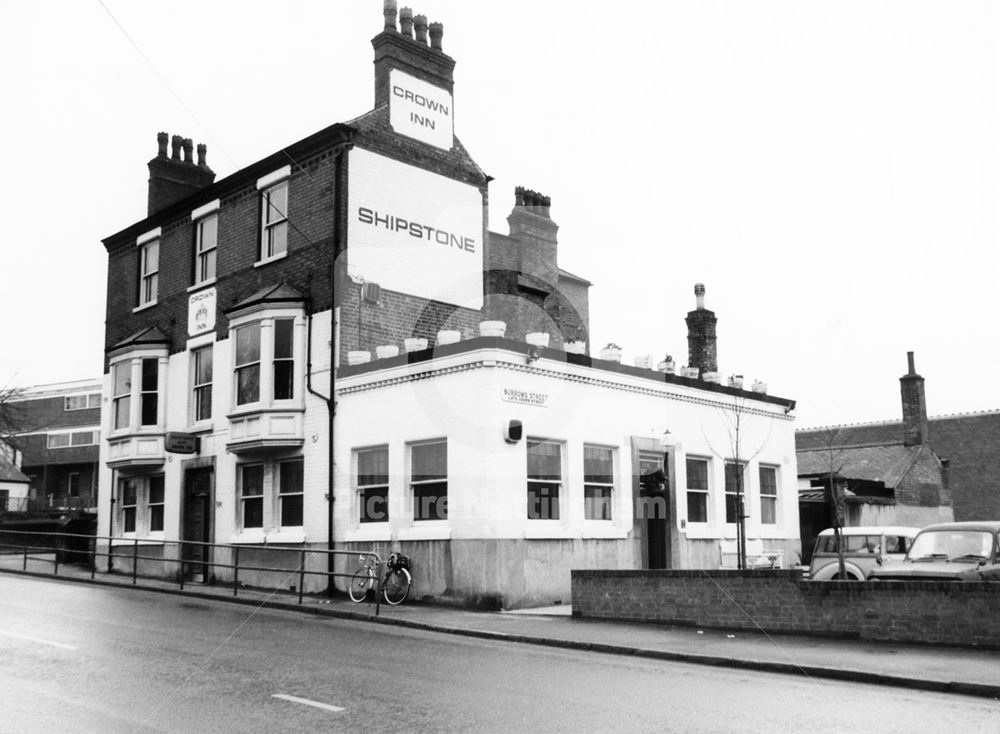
<box><xmin>571</xmin><ymin>570</ymin><xmax>1000</xmax><ymax>648</ymax></box>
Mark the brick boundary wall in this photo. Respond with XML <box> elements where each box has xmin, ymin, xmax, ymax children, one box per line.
<box><xmin>571</xmin><ymin>570</ymin><xmax>1000</xmax><ymax>649</ymax></box>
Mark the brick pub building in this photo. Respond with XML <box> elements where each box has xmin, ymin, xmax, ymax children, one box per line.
<box><xmin>97</xmin><ymin>3</ymin><xmax>800</xmax><ymax>607</ymax></box>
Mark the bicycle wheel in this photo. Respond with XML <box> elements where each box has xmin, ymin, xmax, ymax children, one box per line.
<box><xmin>382</xmin><ymin>567</ymin><xmax>411</xmax><ymax>606</ymax></box>
<box><xmin>348</xmin><ymin>568</ymin><xmax>374</xmax><ymax>603</ymax></box>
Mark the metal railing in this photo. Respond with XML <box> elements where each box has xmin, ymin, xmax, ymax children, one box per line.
<box><xmin>0</xmin><ymin>529</ymin><xmax>391</xmax><ymax>615</ymax></box>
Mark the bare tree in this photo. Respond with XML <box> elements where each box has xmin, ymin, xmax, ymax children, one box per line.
<box><xmin>812</xmin><ymin>427</ymin><xmax>855</xmax><ymax>579</ymax></box>
<box><xmin>0</xmin><ymin>385</ymin><xmax>30</xmax><ymax>457</ymax></box>
<box><xmin>703</xmin><ymin>395</ymin><xmax>774</xmax><ymax>569</ymax></box>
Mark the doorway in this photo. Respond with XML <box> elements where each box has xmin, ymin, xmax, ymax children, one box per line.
<box><xmin>182</xmin><ymin>467</ymin><xmax>213</xmax><ymax>582</ymax></box>
<box><xmin>638</xmin><ymin>451</ymin><xmax>670</xmax><ymax>569</ymax></box>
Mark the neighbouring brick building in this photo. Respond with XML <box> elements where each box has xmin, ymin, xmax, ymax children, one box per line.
<box><xmin>96</xmin><ymin>3</ymin><xmax>800</xmax><ymax>606</ymax></box>
<box><xmin>795</xmin><ymin>352</ymin><xmax>966</xmax><ymax>560</ymax></box>
<box><xmin>3</xmin><ymin>380</ymin><xmax>102</xmax><ymax>517</ymax></box>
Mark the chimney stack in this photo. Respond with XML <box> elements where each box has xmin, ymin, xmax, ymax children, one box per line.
<box><xmin>508</xmin><ymin>186</ymin><xmax>559</xmax><ymax>293</ymax></box>
<box><xmin>372</xmin><ymin>0</ymin><xmax>455</xmax><ymax>108</ymax></box>
<box><xmin>900</xmin><ymin>351</ymin><xmax>929</xmax><ymax>446</ymax></box>
<box><xmin>686</xmin><ymin>283</ymin><xmax>718</xmax><ymax>377</ymax></box>
<box><xmin>147</xmin><ymin>131</ymin><xmax>215</xmax><ymax>216</ymax></box>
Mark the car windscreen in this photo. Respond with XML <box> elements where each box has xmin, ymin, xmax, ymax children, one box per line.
<box><xmin>907</xmin><ymin>530</ymin><xmax>994</xmax><ymax>561</ymax></box>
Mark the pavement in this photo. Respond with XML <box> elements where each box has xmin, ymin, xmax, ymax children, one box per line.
<box><xmin>3</xmin><ymin>556</ymin><xmax>999</xmax><ymax>701</ymax></box>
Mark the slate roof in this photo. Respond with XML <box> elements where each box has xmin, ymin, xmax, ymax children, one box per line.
<box><xmin>109</xmin><ymin>326</ymin><xmax>170</xmax><ymax>352</ymax></box>
<box><xmin>0</xmin><ymin>457</ymin><xmax>29</xmax><ymax>484</ymax></box>
<box><xmin>797</xmin><ymin>444</ymin><xmax>921</xmax><ymax>488</ymax></box>
<box><xmin>225</xmin><ymin>283</ymin><xmax>306</xmax><ymax>314</ymax></box>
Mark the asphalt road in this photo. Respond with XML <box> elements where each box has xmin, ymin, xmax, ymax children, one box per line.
<box><xmin>1</xmin><ymin>575</ymin><xmax>998</xmax><ymax>733</ymax></box>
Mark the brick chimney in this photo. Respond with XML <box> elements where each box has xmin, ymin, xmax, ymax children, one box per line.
<box><xmin>147</xmin><ymin>132</ymin><xmax>215</xmax><ymax>216</ymax></box>
<box><xmin>508</xmin><ymin>187</ymin><xmax>558</xmax><ymax>287</ymax></box>
<box><xmin>372</xmin><ymin>1</ymin><xmax>456</xmax><ymax>108</ymax></box>
<box><xmin>686</xmin><ymin>283</ymin><xmax>718</xmax><ymax>376</ymax></box>
<box><xmin>900</xmin><ymin>351</ymin><xmax>929</xmax><ymax>446</ymax></box>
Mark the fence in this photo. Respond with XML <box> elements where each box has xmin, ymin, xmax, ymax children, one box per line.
<box><xmin>0</xmin><ymin>529</ymin><xmax>391</xmax><ymax>615</ymax></box>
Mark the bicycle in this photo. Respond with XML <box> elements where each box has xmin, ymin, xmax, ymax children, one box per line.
<box><xmin>348</xmin><ymin>551</ymin><xmax>411</xmax><ymax>605</ymax></box>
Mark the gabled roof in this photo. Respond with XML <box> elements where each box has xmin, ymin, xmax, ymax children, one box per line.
<box><xmin>0</xmin><ymin>457</ymin><xmax>29</xmax><ymax>484</ymax></box>
<box><xmin>109</xmin><ymin>326</ymin><xmax>170</xmax><ymax>352</ymax></box>
<box><xmin>224</xmin><ymin>283</ymin><xmax>306</xmax><ymax>315</ymax></box>
<box><xmin>796</xmin><ymin>444</ymin><xmax>922</xmax><ymax>489</ymax></box>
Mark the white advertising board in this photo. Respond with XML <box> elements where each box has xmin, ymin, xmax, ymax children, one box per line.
<box><xmin>389</xmin><ymin>69</ymin><xmax>454</xmax><ymax>150</ymax></box>
<box><xmin>347</xmin><ymin>147</ymin><xmax>483</xmax><ymax>309</ymax></box>
<box><xmin>188</xmin><ymin>287</ymin><xmax>216</xmax><ymax>336</ymax></box>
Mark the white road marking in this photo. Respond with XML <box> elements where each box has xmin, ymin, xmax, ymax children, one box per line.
<box><xmin>0</xmin><ymin>630</ymin><xmax>77</xmax><ymax>650</ymax></box>
<box><xmin>272</xmin><ymin>694</ymin><xmax>345</xmax><ymax>713</ymax></box>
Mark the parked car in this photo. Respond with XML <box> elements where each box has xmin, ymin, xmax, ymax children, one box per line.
<box><xmin>868</xmin><ymin>521</ymin><xmax>1000</xmax><ymax>581</ymax></box>
<box><xmin>808</xmin><ymin>526</ymin><xmax>920</xmax><ymax>580</ymax></box>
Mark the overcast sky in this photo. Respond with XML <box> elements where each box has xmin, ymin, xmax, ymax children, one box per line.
<box><xmin>1</xmin><ymin>0</ymin><xmax>996</xmax><ymax>429</ymax></box>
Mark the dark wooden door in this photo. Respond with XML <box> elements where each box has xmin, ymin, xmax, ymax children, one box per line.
<box><xmin>182</xmin><ymin>468</ymin><xmax>213</xmax><ymax>582</ymax></box>
<box><xmin>639</xmin><ymin>454</ymin><xmax>669</xmax><ymax>570</ymax></box>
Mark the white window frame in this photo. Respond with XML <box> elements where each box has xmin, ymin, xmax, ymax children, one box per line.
<box><xmin>527</xmin><ymin>438</ymin><xmax>563</xmax><ymax>521</ymax></box>
<box><xmin>148</xmin><ymin>475</ymin><xmax>164</xmax><ymax>533</ymax></box>
<box><xmin>239</xmin><ymin>463</ymin><xmax>265</xmax><ymax>531</ymax></box>
<box><xmin>194</xmin><ymin>213</ymin><xmax>218</xmax><ymax>286</ymax></box>
<box><xmin>191</xmin><ymin>344</ymin><xmax>214</xmax><ymax>424</ymax></box>
<box><xmin>277</xmin><ymin>458</ymin><xmax>304</xmax><ymax>530</ymax></box>
<box><xmin>257</xmin><ymin>168</ymin><xmax>290</xmax><ymax>265</ymax></box>
<box><xmin>583</xmin><ymin>444</ymin><xmax>615</xmax><ymax>521</ymax></box>
<box><xmin>685</xmin><ymin>456</ymin><xmax>711</xmax><ymax>526</ymax></box>
<box><xmin>116</xmin><ymin>474</ymin><xmax>165</xmax><ymax>538</ymax></box>
<box><xmin>228</xmin><ymin>309</ymin><xmax>304</xmax><ymax>412</ymax></box>
<box><xmin>47</xmin><ymin>430</ymin><xmax>99</xmax><ymax>449</ymax></box>
<box><xmin>120</xmin><ymin>478</ymin><xmax>138</xmax><ymax>535</ymax></box>
<box><xmin>64</xmin><ymin>393</ymin><xmax>100</xmax><ymax>411</ymax></box>
<box><xmin>108</xmin><ymin>351</ymin><xmax>167</xmax><ymax>435</ymax></box>
<box><xmin>409</xmin><ymin>439</ymin><xmax>448</xmax><ymax>523</ymax></box>
<box><xmin>355</xmin><ymin>445</ymin><xmax>390</xmax><ymax>525</ymax></box>
<box><xmin>138</xmin><ymin>239</ymin><xmax>159</xmax><ymax>308</ymax></box>
<box><xmin>759</xmin><ymin>464</ymin><xmax>779</xmax><ymax>526</ymax></box>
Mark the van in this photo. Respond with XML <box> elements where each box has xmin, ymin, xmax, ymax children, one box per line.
<box><xmin>808</xmin><ymin>526</ymin><xmax>920</xmax><ymax>580</ymax></box>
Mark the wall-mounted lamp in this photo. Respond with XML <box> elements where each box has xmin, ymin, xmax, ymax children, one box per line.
<box><xmin>504</xmin><ymin>419</ymin><xmax>523</xmax><ymax>443</ymax></box>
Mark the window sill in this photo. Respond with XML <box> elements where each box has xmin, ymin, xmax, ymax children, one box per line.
<box><xmin>230</xmin><ymin>530</ymin><xmax>266</xmax><ymax>545</ymax></box>
<box><xmin>254</xmin><ymin>251</ymin><xmax>288</xmax><ymax>268</ymax></box>
<box><xmin>110</xmin><ymin>537</ymin><xmax>165</xmax><ymax>547</ymax></box>
<box><xmin>132</xmin><ymin>301</ymin><xmax>157</xmax><ymax>313</ymax></box>
<box><xmin>345</xmin><ymin>526</ymin><xmax>392</xmax><ymax>543</ymax></box>
<box><xmin>397</xmin><ymin>525</ymin><xmax>451</xmax><ymax>541</ymax></box>
<box><xmin>524</xmin><ymin>523</ymin><xmax>576</xmax><ymax>540</ymax></box>
<box><xmin>268</xmin><ymin>529</ymin><xmax>306</xmax><ymax>544</ymax></box>
<box><xmin>188</xmin><ymin>279</ymin><xmax>217</xmax><ymax>293</ymax></box>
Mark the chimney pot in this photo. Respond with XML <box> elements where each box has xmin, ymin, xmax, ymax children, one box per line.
<box><xmin>907</xmin><ymin>350</ymin><xmax>916</xmax><ymax>374</ymax></box>
<box><xmin>414</xmin><ymin>14</ymin><xmax>428</xmax><ymax>44</ymax></box>
<box><xmin>196</xmin><ymin>143</ymin><xmax>208</xmax><ymax>169</ymax></box>
<box><xmin>399</xmin><ymin>7</ymin><xmax>413</xmax><ymax>37</ymax></box>
<box><xmin>170</xmin><ymin>135</ymin><xmax>183</xmax><ymax>160</ymax></box>
<box><xmin>156</xmin><ymin>132</ymin><xmax>169</xmax><ymax>158</ymax></box>
<box><xmin>182</xmin><ymin>138</ymin><xmax>194</xmax><ymax>165</ymax></box>
<box><xmin>694</xmin><ymin>282</ymin><xmax>706</xmax><ymax>310</ymax></box>
<box><xmin>429</xmin><ymin>21</ymin><xmax>443</xmax><ymax>50</ymax></box>
<box><xmin>383</xmin><ymin>0</ymin><xmax>398</xmax><ymax>31</ymax></box>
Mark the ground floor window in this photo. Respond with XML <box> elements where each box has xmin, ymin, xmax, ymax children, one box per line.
<box><xmin>117</xmin><ymin>475</ymin><xmax>163</xmax><ymax>536</ymax></box>
<box><xmin>583</xmin><ymin>445</ymin><xmax>614</xmax><ymax>520</ymax></box>
<box><xmin>410</xmin><ymin>440</ymin><xmax>447</xmax><ymax>521</ymax></box>
<box><xmin>148</xmin><ymin>475</ymin><xmax>164</xmax><ymax>532</ymax></box>
<box><xmin>278</xmin><ymin>459</ymin><xmax>303</xmax><ymax>528</ymax></box>
<box><xmin>759</xmin><ymin>465</ymin><xmax>778</xmax><ymax>525</ymax></box>
<box><xmin>356</xmin><ymin>446</ymin><xmax>389</xmax><ymax>523</ymax></box>
<box><xmin>237</xmin><ymin>457</ymin><xmax>305</xmax><ymax>533</ymax></box>
<box><xmin>686</xmin><ymin>457</ymin><xmax>709</xmax><ymax>523</ymax></box>
<box><xmin>527</xmin><ymin>439</ymin><xmax>562</xmax><ymax>520</ymax></box>
<box><xmin>240</xmin><ymin>464</ymin><xmax>264</xmax><ymax>530</ymax></box>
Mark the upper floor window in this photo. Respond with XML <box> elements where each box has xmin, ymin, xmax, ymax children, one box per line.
<box><xmin>65</xmin><ymin>393</ymin><xmax>100</xmax><ymax>411</ymax></box>
<box><xmin>260</xmin><ymin>181</ymin><xmax>288</xmax><ymax>262</ymax></box>
<box><xmin>110</xmin><ymin>355</ymin><xmax>164</xmax><ymax>432</ymax></box>
<box><xmin>233</xmin><ymin>318</ymin><xmax>297</xmax><ymax>407</ymax></box>
<box><xmin>234</xmin><ymin>323</ymin><xmax>261</xmax><ymax>405</ymax></box>
<box><xmin>527</xmin><ymin>439</ymin><xmax>561</xmax><ymax>520</ymax></box>
<box><xmin>47</xmin><ymin>430</ymin><xmax>99</xmax><ymax>449</ymax></box>
<box><xmin>686</xmin><ymin>457</ymin><xmax>709</xmax><ymax>524</ymax></box>
<box><xmin>759</xmin><ymin>465</ymin><xmax>778</xmax><ymax>525</ymax></box>
<box><xmin>192</xmin><ymin>346</ymin><xmax>213</xmax><ymax>422</ymax></box>
<box><xmin>583</xmin><ymin>445</ymin><xmax>614</xmax><ymax>521</ymax></box>
<box><xmin>357</xmin><ymin>446</ymin><xmax>389</xmax><ymax>524</ymax></box>
<box><xmin>139</xmin><ymin>239</ymin><xmax>159</xmax><ymax>307</ymax></box>
<box><xmin>411</xmin><ymin>440</ymin><xmax>447</xmax><ymax>521</ymax></box>
<box><xmin>194</xmin><ymin>214</ymin><xmax>218</xmax><ymax>284</ymax></box>
<box><xmin>112</xmin><ymin>362</ymin><xmax>132</xmax><ymax>430</ymax></box>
